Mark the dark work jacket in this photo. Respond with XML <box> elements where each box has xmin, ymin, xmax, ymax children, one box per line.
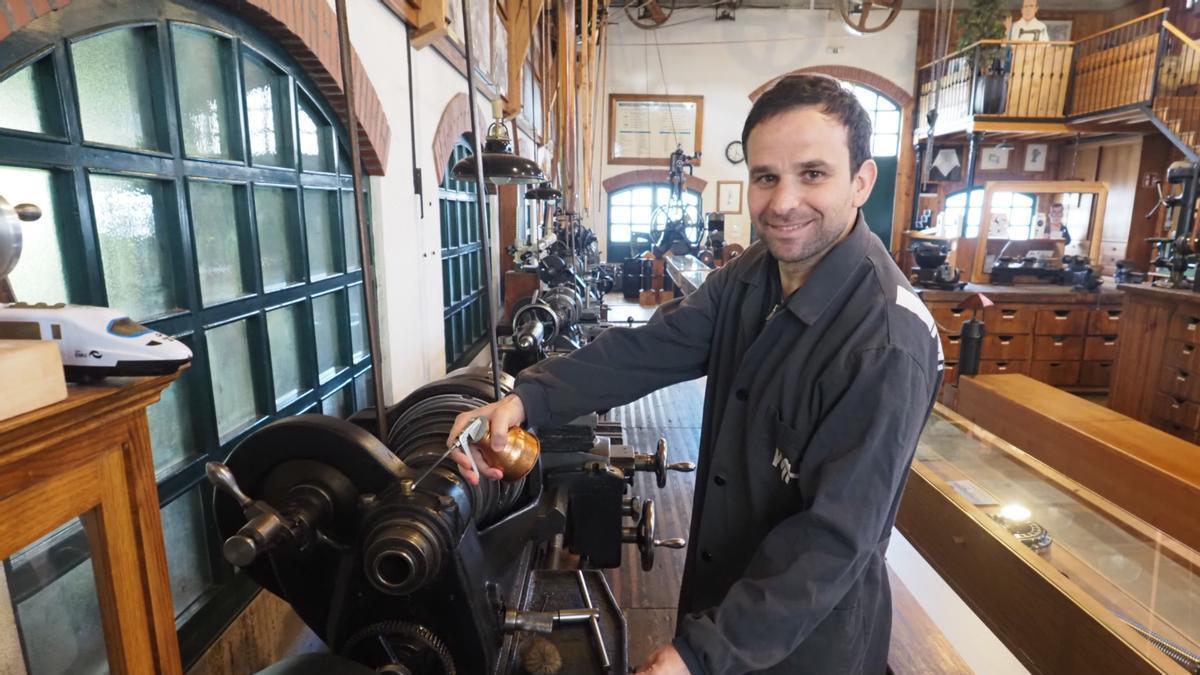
<box><xmin>513</xmin><ymin>215</ymin><xmax>943</xmax><ymax>674</ymax></box>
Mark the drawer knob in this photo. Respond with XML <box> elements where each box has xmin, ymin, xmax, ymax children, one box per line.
<box><xmin>1054</xmin><ymin>311</ymin><xmax>1070</xmax><ymax>319</ymax></box>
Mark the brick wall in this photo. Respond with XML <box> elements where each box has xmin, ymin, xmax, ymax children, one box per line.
<box><xmin>0</xmin><ymin>0</ymin><xmax>392</xmax><ymax>175</ymax></box>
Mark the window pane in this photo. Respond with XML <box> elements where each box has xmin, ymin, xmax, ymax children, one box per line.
<box><xmin>147</xmin><ymin>347</ymin><xmax>199</xmax><ymax>477</ymax></box>
<box><xmin>355</xmin><ymin>368</ymin><xmax>374</xmax><ymax>408</ymax></box>
<box><xmin>341</xmin><ymin>191</ymin><xmax>361</xmax><ymax>271</ymax></box>
<box><xmin>267</xmin><ymin>303</ymin><xmax>308</xmax><ymax>407</ymax></box>
<box><xmin>875</xmin><ymin>110</ymin><xmax>900</xmax><ymax>134</ymax></box>
<box><xmin>872</xmin><ymin>135</ymin><xmax>898</xmax><ymax>158</ymax></box>
<box><xmin>9</xmin><ymin>530</ymin><xmax>110</xmax><ymax>675</ymax></box>
<box><xmin>91</xmin><ymin>174</ymin><xmax>178</xmax><ymax>320</ymax></box>
<box><xmin>348</xmin><ymin>284</ymin><xmax>367</xmax><ymax>362</ymax></box>
<box><xmin>206</xmin><ymin>319</ymin><xmax>260</xmax><ymax>439</ymax></box>
<box><xmin>298</xmin><ymin>96</ymin><xmax>332</xmax><ymax>172</ymax></box>
<box><xmin>853</xmin><ymin>86</ymin><xmax>877</xmax><ymax>111</ymax></box>
<box><xmin>321</xmin><ymin>385</ymin><xmax>352</xmax><ymax>418</ymax></box>
<box><xmin>683</xmin><ymin>192</ymin><xmax>699</xmax><ymax>206</ymax></box>
<box><xmin>304</xmin><ymin>189</ymin><xmax>340</xmax><ymax>279</ymax></box>
<box><xmin>654</xmin><ymin>187</ymin><xmax>670</xmax><ymax>205</ymax></box>
<box><xmin>611</xmin><ymin>190</ymin><xmax>632</xmax><ymax>206</ymax></box>
<box><xmin>243</xmin><ymin>51</ymin><xmax>290</xmax><ymax>167</ymax></box>
<box><xmin>610</xmin><ymin>206</ymin><xmax>631</xmax><ymax>224</ymax></box>
<box><xmin>254</xmin><ymin>186</ymin><xmax>302</xmax><ymax>289</ymax></box>
<box><xmin>632</xmin><ymin>187</ymin><xmax>653</xmax><ymax>206</ymax></box>
<box><xmin>0</xmin><ymin>56</ymin><xmax>60</xmax><ymax>135</ymax></box>
<box><xmin>611</xmin><ymin>224</ymin><xmax>631</xmax><ymax>242</ymax></box>
<box><xmin>631</xmin><ymin>206</ymin><xmax>652</xmax><ymax>225</ymax></box>
<box><xmin>189</xmin><ymin>181</ymin><xmax>247</xmax><ymax>305</ymax></box>
<box><xmin>313</xmin><ymin>290</ymin><xmax>346</xmax><ymax>383</ymax></box>
<box><xmin>172</xmin><ymin>26</ymin><xmax>236</xmax><ymax>159</ymax></box>
<box><xmin>0</xmin><ymin>166</ymin><xmax>68</xmax><ymax>303</ymax></box>
<box><xmin>993</xmin><ymin>191</ymin><xmax>1012</xmax><ymax>208</ymax></box>
<box><xmin>72</xmin><ymin>27</ymin><xmax>162</xmax><ymax>150</ymax></box>
<box><xmin>161</xmin><ymin>489</ymin><xmax>214</xmax><ymax>616</ymax></box>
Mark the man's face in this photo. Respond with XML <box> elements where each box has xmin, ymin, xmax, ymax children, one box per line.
<box><xmin>746</xmin><ymin>106</ymin><xmax>877</xmax><ymax>265</ymax></box>
<box><xmin>1021</xmin><ymin>0</ymin><xmax>1038</xmax><ymax>22</ymax></box>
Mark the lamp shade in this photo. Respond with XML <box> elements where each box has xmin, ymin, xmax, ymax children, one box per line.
<box><xmin>525</xmin><ymin>182</ymin><xmax>562</xmax><ymax>201</ymax></box>
<box><xmin>452</xmin><ymin>119</ymin><xmax>546</xmax><ymax>185</ymax></box>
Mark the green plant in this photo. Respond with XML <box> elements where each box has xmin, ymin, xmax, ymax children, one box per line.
<box><xmin>956</xmin><ymin>0</ymin><xmax>1007</xmax><ymax>51</ymax></box>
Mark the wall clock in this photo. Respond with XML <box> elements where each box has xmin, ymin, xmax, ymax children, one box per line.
<box><xmin>725</xmin><ymin>141</ymin><xmax>744</xmax><ymax>164</ymax></box>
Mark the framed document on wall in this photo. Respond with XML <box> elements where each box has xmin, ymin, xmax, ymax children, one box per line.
<box><xmin>608</xmin><ymin>94</ymin><xmax>704</xmax><ymax>166</ymax></box>
<box><xmin>717</xmin><ymin>181</ymin><xmax>743</xmax><ymax>214</ymax></box>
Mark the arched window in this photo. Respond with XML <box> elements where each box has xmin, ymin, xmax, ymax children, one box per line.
<box><xmin>842</xmin><ymin>82</ymin><xmax>901</xmax><ymax>158</ymax></box>
<box><xmin>945</xmin><ymin>188</ymin><xmax>1037</xmax><ymax>239</ymax></box>
<box><xmin>0</xmin><ymin>2</ymin><xmax>370</xmax><ymax>669</ymax></box>
<box><xmin>607</xmin><ymin>184</ymin><xmax>702</xmax><ymax>261</ymax></box>
<box><xmin>439</xmin><ymin>139</ymin><xmax>488</xmax><ymax>368</ymax></box>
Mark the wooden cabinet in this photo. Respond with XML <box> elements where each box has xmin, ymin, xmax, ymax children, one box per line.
<box><xmin>0</xmin><ymin>374</ymin><xmax>183</xmax><ymax>674</ymax></box>
<box><xmin>923</xmin><ymin>284</ymin><xmax>1123</xmax><ymax>392</ymax></box>
<box><xmin>1111</xmin><ymin>285</ymin><xmax>1200</xmax><ymax>443</ymax></box>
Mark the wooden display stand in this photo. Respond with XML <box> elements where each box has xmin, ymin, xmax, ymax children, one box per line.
<box><xmin>0</xmin><ymin>372</ymin><xmax>184</xmax><ymax>674</ymax></box>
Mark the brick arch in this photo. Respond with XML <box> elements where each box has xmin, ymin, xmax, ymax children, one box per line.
<box><xmin>602</xmin><ymin>169</ymin><xmax>707</xmax><ymax>195</ymax></box>
<box><xmin>748</xmin><ymin>66</ymin><xmax>912</xmax><ymax>107</ymax></box>
<box><xmin>1</xmin><ymin>0</ymin><xmax>391</xmax><ymax>175</ymax></box>
<box><xmin>433</xmin><ymin>93</ymin><xmax>473</xmax><ymax>186</ymax></box>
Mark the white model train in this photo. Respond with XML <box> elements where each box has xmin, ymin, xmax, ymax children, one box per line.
<box><xmin>0</xmin><ymin>302</ymin><xmax>192</xmax><ymax>380</ymax></box>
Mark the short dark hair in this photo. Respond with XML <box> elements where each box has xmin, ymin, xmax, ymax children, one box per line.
<box><xmin>741</xmin><ymin>74</ymin><xmax>873</xmax><ymax>174</ymax></box>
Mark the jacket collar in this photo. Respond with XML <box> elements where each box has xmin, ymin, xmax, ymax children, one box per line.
<box><xmin>736</xmin><ymin>211</ymin><xmax>871</xmax><ymax>325</ymax></box>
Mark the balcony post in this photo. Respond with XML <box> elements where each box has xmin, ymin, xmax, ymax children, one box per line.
<box><xmin>960</xmin><ymin>131</ymin><xmax>982</xmax><ymax>238</ymax></box>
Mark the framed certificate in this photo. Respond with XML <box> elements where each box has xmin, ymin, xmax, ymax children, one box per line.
<box><xmin>717</xmin><ymin>180</ymin><xmax>743</xmax><ymax>214</ymax></box>
<box><xmin>608</xmin><ymin>94</ymin><xmax>704</xmax><ymax>166</ymax></box>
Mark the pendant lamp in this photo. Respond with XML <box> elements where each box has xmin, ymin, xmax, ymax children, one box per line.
<box><xmin>452</xmin><ymin>101</ymin><xmax>546</xmax><ymax>185</ymax></box>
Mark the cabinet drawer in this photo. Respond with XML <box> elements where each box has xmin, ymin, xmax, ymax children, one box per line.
<box><xmin>982</xmin><ymin>305</ymin><xmax>1035</xmax><ymax>334</ymax></box>
<box><xmin>978</xmin><ymin>359</ymin><xmax>1030</xmax><ymax>376</ymax></box>
<box><xmin>1033</xmin><ymin>335</ymin><xmax>1084</xmax><ymax>361</ymax></box>
<box><xmin>931</xmin><ymin>305</ymin><xmax>970</xmax><ymax>333</ymax></box>
<box><xmin>942</xmin><ymin>361</ymin><xmax>958</xmax><ymax>386</ymax></box>
<box><xmin>1088</xmin><ymin>308</ymin><xmax>1123</xmax><ymax>335</ymax></box>
<box><xmin>1034</xmin><ymin>308</ymin><xmax>1089</xmax><ymax>335</ymax></box>
<box><xmin>1164</xmin><ymin>339</ymin><xmax>1199</xmax><ymax>372</ymax></box>
<box><xmin>1158</xmin><ymin>365</ymin><xmax>1200</xmax><ymax>400</ymax></box>
<box><xmin>1152</xmin><ymin>392</ymin><xmax>1200</xmax><ymax>430</ymax></box>
<box><xmin>1168</xmin><ymin>310</ymin><xmax>1200</xmax><ymax>345</ymax></box>
<box><xmin>982</xmin><ymin>334</ymin><xmax>1032</xmax><ymax>360</ymax></box>
<box><xmin>1083</xmin><ymin>335</ymin><xmax>1119</xmax><ymax>361</ymax></box>
<box><xmin>940</xmin><ymin>332</ymin><xmax>962</xmax><ymax>360</ymax></box>
<box><xmin>1079</xmin><ymin>361</ymin><xmax>1114</xmax><ymax>388</ymax></box>
<box><xmin>1150</xmin><ymin>416</ymin><xmax>1200</xmax><ymax>445</ymax></box>
<box><xmin>1029</xmin><ymin>360</ymin><xmax>1081</xmax><ymax>386</ymax></box>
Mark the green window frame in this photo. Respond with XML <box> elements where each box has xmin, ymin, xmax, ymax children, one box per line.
<box><xmin>0</xmin><ymin>1</ymin><xmax>373</xmax><ymax>670</ymax></box>
<box><xmin>439</xmin><ymin>139</ymin><xmax>488</xmax><ymax>369</ymax></box>
<box><xmin>606</xmin><ymin>183</ymin><xmax>702</xmax><ymax>261</ymax></box>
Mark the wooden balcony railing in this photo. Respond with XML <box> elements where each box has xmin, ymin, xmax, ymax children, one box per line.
<box><xmin>1068</xmin><ymin>9</ymin><xmax>1166</xmax><ymax>116</ymax></box>
<box><xmin>1153</xmin><ymin>23</ymin><xmax>1200</xmax><ymax>155</ymax></box>
<box><xmin>915</xmin><ymin>9</ymin><xmax>1171</xmax><ymax>137</ymax></box>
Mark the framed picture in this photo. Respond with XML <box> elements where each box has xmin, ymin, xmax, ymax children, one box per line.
<box><xmin>927</xmin><ymin>145</ymin><xmax>962</xmax><ymax>182</ymax></box>
<box><xmin>608</xmin><ymin>94</ymin><xmax>704</xmax><ymax>165</ymax></box>
<box><xmin>1044</xmin><ymin>20</ymin><xmax>1072</xmax><ymax>41</ymax></box>
<box><xmin>980</xmin><ymin>146</ymin><xmax>1011</xmax><ymax>171</ymax></box>
<box><xmin>1024</xmin><ymin>143</ymin><xmax>1049</xmax><ymax>172</ymax></box>
<box><xmin>717</xmin><ymin>181</ymin><xmax>743</xmax><ymax>214</ymax></box>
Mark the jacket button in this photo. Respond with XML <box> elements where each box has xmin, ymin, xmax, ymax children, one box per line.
<box><xmin>713</xmin><ymin>474</ymin><xmax>726</xmax><ymax>486</ymax></box>
<box><xmin>735</xmin><ymin>388</ymin><xmax>748</xmax><ymax>402</ymax></box>
<box><xmin>702</xmin><ymin>550</ymin><xmax>714</xmax><ymax>562</ymax></box>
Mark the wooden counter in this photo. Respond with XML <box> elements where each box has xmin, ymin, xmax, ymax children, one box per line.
<box><xmin>920</xmin><ymin>283</ymin><xmax>1123</xmax><ymax>391</ymax></box>
<box><xmin>0</xmin><ymin>373</ymin><xmax>184</xmax><ymax>674</ymax></box>
<box><xmin>1110</xmin><ymin>283</ymin><xmax>1200</xmax><ymax>443</ymax></box>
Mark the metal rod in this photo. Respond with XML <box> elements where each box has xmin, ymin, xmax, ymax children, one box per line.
<box><xmin>461</xmin><ymin>0</ymin><xmax>504</xmax><ymax>401</ymax></box>
<box><xmin>576</xmin><ymin>570</ymin><xmax>611</xmax><ymax>670</ymax></box>
<box><xmin>960</xmin><ymin>131</ymin><xmax>981</xmax><ymax>238</ymax></box>
<box><xmin>334</xmin><ymin>0</ymin><xmax>391</xmax><ymax>444</ymax></box>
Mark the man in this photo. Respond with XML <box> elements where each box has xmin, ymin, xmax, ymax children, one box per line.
<box><xmin>448</xmin><ymin>75</ymin><xmax>942</xmax><ymax>674</ymax></box>
<box><xmin>1006</xmin><ymin>0</ymin><xmax>1049</xmax><ymax>42</ymax></box>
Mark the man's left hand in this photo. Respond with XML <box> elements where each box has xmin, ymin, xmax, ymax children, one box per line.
<box><xmin>636</xmin><ymin>645</ymin><xmax>689</xmax><ymax>674</ymax></box>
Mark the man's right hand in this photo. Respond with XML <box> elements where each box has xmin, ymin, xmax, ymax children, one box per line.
<box><xmin>446</xmin><ymin>394</ymin><xmax>527</xmax><ymax>485</ymax></box>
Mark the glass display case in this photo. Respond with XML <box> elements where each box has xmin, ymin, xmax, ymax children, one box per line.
<box><xmin>664</xmin><ymin>254</ymin><xmax>712</xmax><ymax>295</ymax></box>
<box><xmin>909</xmin><ymin>406</ymin><xmax>1200</xmax><ymax>673</ymax></box>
